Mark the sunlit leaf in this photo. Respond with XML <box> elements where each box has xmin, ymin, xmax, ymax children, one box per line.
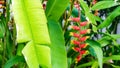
<box><xmin>22</xmin><ymin>41</ymin><xmax>51</xmax><ymax>68</ymax></box>
<box><xmin>12</xmin><ymin>0</ymin><xmax>51</xmax><ymax>44</ymax></box>
<box><xmin>91</xmin><ymin>1</ymin><xmax>119</xmax><ymax>10</ymax></box>
<box><xmin>12</xmin><ymin>0</ymin><xmax>51</xmax><ymax>67</ymax></box>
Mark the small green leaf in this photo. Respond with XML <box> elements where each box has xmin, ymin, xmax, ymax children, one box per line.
<box><xmin>4</xmin><ymin>56</ymin><xmax>25</xmax><ymax>68</ymax></box>
<box><xmin>86</xmin><ymin>40</ymin><xmax>103</xmax><ymax>68</ymax></box>
<box><xmin>111</xmin><ymin>64</ymin><xmax>120</xmax><ymax>68</ymax></box>
<box><xmin>98</xmin><ymin>36</ymin><xmax>111</xmax><ymax>47</ymax></box>
<box><xmin>0</xmin><ymin>16</ymin><xmax>5</xmax><ymax>38</ymax></box>
<box><xmin>110</xmin><ymin>34</ymin><xmax>120</xmax><ymax>39</ymax></box>
<box><xmin>79</xmin><ymin>0</ymin><xmax>97</xmax><ymax>25</ymax></box>
<box><xmin>77</xmin><ymin>61</ymin><xmax>95</xmax><ymax>68</ymax></box>
<box><xmin>79</xmin><ymin>0</ymin><xmax>90</xmax><ymax>12</ymax></box>
<box><xmin>86</xmin><ymin>13</ymin><xmax>97</xmax><ymax>25</ymax></box>
<box><xmin>92</xmin><ymin>25</ymin><xmax>97</xmax><ymax>33</ymax></box>
<box><xmin>98</xmin><ymin>6</ymin><xmax>120</xmax><ymax>29</ymax></box>
<box><xmin>91</xmin><ymin>1</ymin><xmax>119</xmax><ymax>10</ymax></box>
<box><xmin>103</xmin><ymin>55</ymin><xmax>120</xmax><ymax>62</ymax></box>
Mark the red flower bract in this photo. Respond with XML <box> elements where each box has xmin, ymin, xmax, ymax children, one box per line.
<box><xmin>70</xmin><ymin>32</ymin><xmax>80</xmax><ymax>38</ymax></box>
<box><xmin>75</xmin><ymin>55</ymin><xmax>82</xmax><ymax>63</ymax></box>
<box><xmin>79</xmin><ymin>44</ymin><xmax>88</xmax><ymax>48</ymax></box>
<box><xmin>70</xmin><ymin>17</ymin><xmax>80</xmax><ymax>22</ymax></box>
<box><xmin>79</xmin><ymin>36</ymin><xmax>89</xmax><ymax>42</ymax></box>
<box><xmin>80</xmin><ymin>21</ymin><xmax>89</xmax><ymax>26</ymax></box>
<box><xmin>72</xmin><ymin>47</ymin><xmax>80</xmax><ymax>52</ymax></box>
<box><xmin>71</xmin><ymin>40</ymin><xmax>80</xmax><ymax>45</ymax></box>
<box><xmin>80</xmin><ymin>50</ymin><xmax>86</xmax><ymax>54</ymax></box>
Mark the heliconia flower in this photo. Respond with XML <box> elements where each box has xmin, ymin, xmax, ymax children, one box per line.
<box><xmin>75</xmin><ymin>55</ymin><xmax>82</xmax><ymax>63</ymax></box>
<box><xmin>72</xmin><ymin>47</ymin><xmax>80</xmax><ymax>52</ymax></box>
<box><xmin>70</xmin><ymin>32</ymin><xmax>80</xmax><ymax>38</ymax></box>
<box><xmin>80</xmin><ymin>29</ymin><xmax>91</xmax><ymax>34</ymax></box>
<box><xmin>79</xmin><ymin>36</ymin><xmax>89</xmax><ymax>42</ymax></box>
<box><xmin>71</xmin><ymin>40</ymin><xmax>80</xmax><ymax>45</ymax></box>
<box><xmin>69</xmin><ymin>17</ymin><xmax>80</xmax><ymax>22</ymax></box>
<box><xmin>74</xmin><ymin>4</ymin><xmax>80</xmax><ymax>10</ymax></box>
<box><xmin>80</xmin><ymin>50</ymin><xmax>86</xmax><ymax>55</ymax></box>
<box><xmin>0</xmin><ymin>1</ymin><xmax>4</xmax><ymax>4</ymax></box>
<box><xmin>70</xmin><ymin>26</ymin><xmax>80</xmax><ymax>30</ymax></box>
<box><xmin>79</xmin><ymin>43</ymin><xmax>88</xmax><ymax>48</ymax></box>
<box><xmin>72</xmin><ymin>26</ymin><xmax>80</xmax><ymax>30</ymax></box>
<box><xmin>80</xmin><ymin>21</ymin><xmax>89</xmax><ymax>26</ymax></box>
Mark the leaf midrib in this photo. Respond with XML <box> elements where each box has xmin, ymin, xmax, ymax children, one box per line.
<box><xmin>46</xmin><ymin>0</ymin><xmax>57</xmax><ymax>17</ymax></box>
<box><xmin>21</xmin><ymin>0</ymin><xmax>39</xmax><ymax>64</ymax></box>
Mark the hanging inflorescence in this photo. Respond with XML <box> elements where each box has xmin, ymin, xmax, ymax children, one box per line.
<box><xmin>69</xmin><ymin>0</ymin><xmax>91</xmax><ymax>63</ymax></box>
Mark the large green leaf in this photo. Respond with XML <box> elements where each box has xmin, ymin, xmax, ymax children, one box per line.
<box><xmin>22</xmin><ymin>41</ymin><xmax>51</xmax><ymax>68</ymax></box>
<box><xmin>91</xmin><ymin>1</ymin><xmax>119</xmax><ymax>10</ymax></box>
<box><xmin>45</xmin><ymin>0</ymin><xmax>69</xmax><ymax>21</ymax></box>
<box><xmin>86</xmin><ymin>40</ymin><xmax>103</xmax><ymax>68</ymax></box>
<box><xmin>48</xmin><ymin>20</ymin><xmax>67</xmax><ymax>68</ymax></box>
<box><xmin>12</xmin><ymin>0</ymin><xmax>50</xmax><ymax>44</ymax></box>
<box><xmin>12</xmin><ymin>0</ymin><xmax>51</xmax><ymax>68</ymax></box>
<box><xmin>98</xmin><ymin>6</ymin><xmax>120</xmax><ymax>29</ymax></box>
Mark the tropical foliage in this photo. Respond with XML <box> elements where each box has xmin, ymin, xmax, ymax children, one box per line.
<box><xmin>0</xmin><ymin>0</ymin><xmax>120</xmax><ymax>68</ymax></box>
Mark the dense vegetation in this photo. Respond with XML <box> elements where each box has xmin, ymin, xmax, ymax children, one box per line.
<box><xmin>0</xmin><ymin>0</ymin><xmax>120</xmax><ymax>68</ymax></box>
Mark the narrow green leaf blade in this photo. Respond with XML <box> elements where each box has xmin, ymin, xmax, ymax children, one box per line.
<box><xmin>91</xmin><ymin>1</ymin><xmax>119</xmax><ymax>10</ymax></box>
<box><xmin>79</xmin><ymin>0</ymin><xmax>90</xmax><ymax>12</ymax></box>
<box><xmin>46</xmin><ymin>0</ymin><xmax>69</xmax><ymax>21</ymax></box>
<box><xmin>86</xmin><ymin>40</ymin><xmax>103</xmax><ymax>68</ymax></box>
<box><xmin>48</xmin><ymin>20</ymin><xmax>67</xmax><ymax>68</ymax></box>
<box><xmin>79</xmin><ymin>0</ymin><xmax>96</xmax><ymax>25</ymax></box>
<box><xmin>103</xmin><ymin>55</ymin><xmax>120</xmax><ymax>62</ymax></box>
<box><xmin>98</xmin><ymin>6</ymin><xmax>120</xmax><ymax>29</ymax></box>
<box><xmin>4</xmin><ymin>56</ymin><xmax>25</xmax><ymax>68</ymax></box>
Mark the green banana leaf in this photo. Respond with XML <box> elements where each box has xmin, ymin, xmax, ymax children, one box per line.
<box><xmin>45</xmin><ymin>0</ymin><xmax>69</xmax><ymax>21</ymax></box>
<box><xmin>12</xmin><ymin>0</ymin><xmax>51</xmax><ymax>68</ymax></box>
<box><xmin>48</xmin><ymin>20</ymin><xmax>67</xmax><ymax>68</ymax></box>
